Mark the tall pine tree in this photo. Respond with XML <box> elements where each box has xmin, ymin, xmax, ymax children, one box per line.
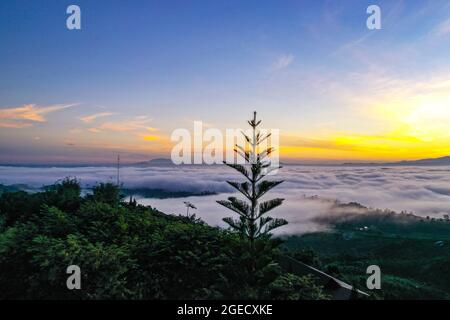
<box><xmin>217</xmin><ymin>112</ymin><xmax>287</xmax><ymax>248</ymax></box>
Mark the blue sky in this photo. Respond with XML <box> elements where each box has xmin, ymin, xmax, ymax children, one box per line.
<box><xmin>1</xmin><ymin>0</ymin><xmax>450</xmax><ymax>163</ymax></box>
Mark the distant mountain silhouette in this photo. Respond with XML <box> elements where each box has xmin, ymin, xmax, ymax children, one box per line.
<box><xmin>342</xmin><ymin>156</ymin><xmax>450</xmax><ymax>166</ymax></box>
<box><xmin>131</xmin><ymin>158</ymin><xmax>175</xmax><ymax>167</ymax></box>
<box><xmin>129</xmin><ymin>158</ymin><xmax>229</xmax><ymax>167</ymax></box>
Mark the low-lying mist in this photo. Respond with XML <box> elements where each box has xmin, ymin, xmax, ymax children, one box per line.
<box><xmin>1</xmin><ymin>164</ymin><xmax>450</xmax><ymax>234</ymax></box>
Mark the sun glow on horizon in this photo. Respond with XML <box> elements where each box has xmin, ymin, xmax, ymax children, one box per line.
<box><xmin>279</xmin><ymin>86</ymin><xmax>450</xmax><ymax>162</ymax></box>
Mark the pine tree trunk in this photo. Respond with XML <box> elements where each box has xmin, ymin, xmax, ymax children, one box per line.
<box><xmin>250</xmin><ymin>119</ymin><xmax>257</xmax><ymax>271</ymax></box>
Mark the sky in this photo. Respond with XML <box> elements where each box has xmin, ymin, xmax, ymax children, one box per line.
<box><xmin>1</xmin><ymin>0</ymin><xmax>450</xmax><ymax>164</ymax></box>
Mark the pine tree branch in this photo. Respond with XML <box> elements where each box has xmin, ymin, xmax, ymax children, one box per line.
<box><xmin>255</xmin><ymin>180</ymin><xmax>283</xmax><ymax>199</ymax></box>
<box><xmin>241</xmin><ymin>131</ymin><xmax>251</xmax><ymax>144</ymax></box>
<box><xmin>256</xmin><ymin>166</ymin><xmax>283</xmax><ymax>182</ymax></box>
<box><xmin>235</xmin><ymin>144</ymin><xmax>247</xmax><ymax>154</ymax></box>
<box><xmin>258</xmin><ymin>198</ymin><xmax>284</xmax><ymax>217</ymax></box>
<box><xmin>256</xmin><ymin>132</ymin><xmax>271</xmax><ymax>145</ymax></box>
<box><xmin>223</xmin><ymin>163</ymin><xmax>252</xmax><ymax>182</ymax></box>
<box><xmin>223</xmin><ymin>217</ymin><xmax>244</xmax><ymax>232</ymax></box>
<box><xmin>226</xmin><ymin>181</ymin><xmax>252</xmax><ymax>200</ymax></box>
<box><xmin>261</xmin><ymin>218</ymin><xmax>288</xmax><ymax>234</ymax></box>
<box><xmin>256</xmin><ymin>216</ymin><xmax>273</xmax><ymax>236</ymax></box>
<box><xmin>257</xmin><ymin>147</ymin><xmax>274</xmax><ymax>162</ymax></box>
<box><xmin>251</xmin><ymin>163</ymin><xmax>263</xmax><ymax>182</ymax></box>
<box><xmin>217</xmin><ymin>197</ymin><xmax>250</xmax><ymax>217</ymax></box>
<box><xmin>234</xmin><ymin>148</ymin><xmax>250</xmax><ymax>163</ymax></box>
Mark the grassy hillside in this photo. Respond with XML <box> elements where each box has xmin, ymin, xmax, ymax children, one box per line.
<box><xmin>282</xmin><ymin>202</ymin><xmax>450</xmax><ymax>299</ymax></box>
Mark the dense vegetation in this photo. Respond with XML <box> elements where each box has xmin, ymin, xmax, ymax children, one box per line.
<box><xmin>282</xmin><ymin>203</ymin><xmax>450</xmax><ymax>300</ymax></box>
<box><xmin>121</xmin><ymin>188</ymin><xmax>216</xmax><ymax>199</ymax></box>
<box><xmin>0</xmin><ymin>179</ymin><xmax>326</xmax><ymax>300</ymax></box>
<box><xmin>2</xmin><ymin>177</ymin><xmax>448</xmax><ymax>299</ymax></box>
<box><xmin>0</xmin><ymin>184</ymin><xmax>21</xmax><ymax>196</ymax></box>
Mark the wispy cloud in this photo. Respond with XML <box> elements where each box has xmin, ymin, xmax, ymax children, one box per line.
<box><xmin>271</xmin><ymin>54</ymin><xmax>294</xmax><ymax>71</ymax></box>
<box><xmin>0</xmin><ymin>121</ymin><xmax>32</xmax><ymax>129</ymax></box>
<box><xmin>88</xmin><ymin>128</ymin><xmax>101</xmax><ymax>133</ymax></box>
<box><xmin>79</xmin><ymin>112</ymin><xmax>117</xmax><ymax>123</ymax></box>
<box><xmin>330</xmin><ymin>32</ymin><xmax>374</xmax><ymax>57</ymax></box>
<box><xmin>94</xmin><ymin>116</ymin><xmax>158</xmax><ymax>133</ymax></box>
<box><xmin>429</xmin><ymin>17</ymin><xmax>450</xmax><ymax>38</ymax></box>
<box><xmin>0</xmin><ymin>104</ymin><xmax>76</xmax><ymax>128</ymax></box>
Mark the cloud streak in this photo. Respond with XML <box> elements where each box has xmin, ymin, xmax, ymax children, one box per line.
<box><xmin>79</xmin><ymin>112</ymin><xmax>117</xmax><ymax>123</ymax></box>
<box><xmin>97</xmin><ymin>116</ymin><xmax>157</xmax><ymax>133</ymax></box>
<box><xmin>271</xmin><ymin>54</ymin><xmax>294</xmax><ymax>71</ymax></box>
<box><xmin>0</xmin><ymin>104</ymin><xmax>76</xmax><ymax>128</ymax></box>
<box><xmin>429</xmin><ymin>17</ymin><xmax>450</xmax><ymax>38</ymax></box>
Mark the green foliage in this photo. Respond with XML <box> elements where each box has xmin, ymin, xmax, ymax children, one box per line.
<box><xmin>269</xmin><ymin>274</ymin><xmax>330</xmax><ymax>300</ymax></box>
<box><xmin>290</xmin><ymin>247</ymin><xmax>323</xmax><ymax>269</ymax></box>
<box><xmin>0</xmin><ymin>184</ymin><xmax>21</xmax><ymax>197</ymax></box>
<box><xmin>87</xmin><ymin>182</ymin><xmax>123</xmax><ymax>206</ymax></box>
<box><xmin>122</xmin><ymin>188</ymin><xmax>216</xmax><ymax>199</ymax></box>
<box><xmin>0</xmin><ymin>191</ymin><xmax>40</xmax><ymax>227</ymax></box>
<box><xmin>0</xmin><ymin>180</ymin><xmax>326</xmax><ymax>300</ymax></box>
<box><xmin>42</xmin><ymin>178</ymin><xmax>82</xmax><ymax>213</ymax></box>
<box><xmin>283</xmin><ymin>214</ymin><xmax>450</xmax><ymax>300</ymax></box>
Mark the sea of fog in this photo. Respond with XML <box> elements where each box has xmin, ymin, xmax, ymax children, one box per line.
<box><xmin>1</xmin><ymin>165</ymin><xmax>450</xmax><ymax>234</ymax></box>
